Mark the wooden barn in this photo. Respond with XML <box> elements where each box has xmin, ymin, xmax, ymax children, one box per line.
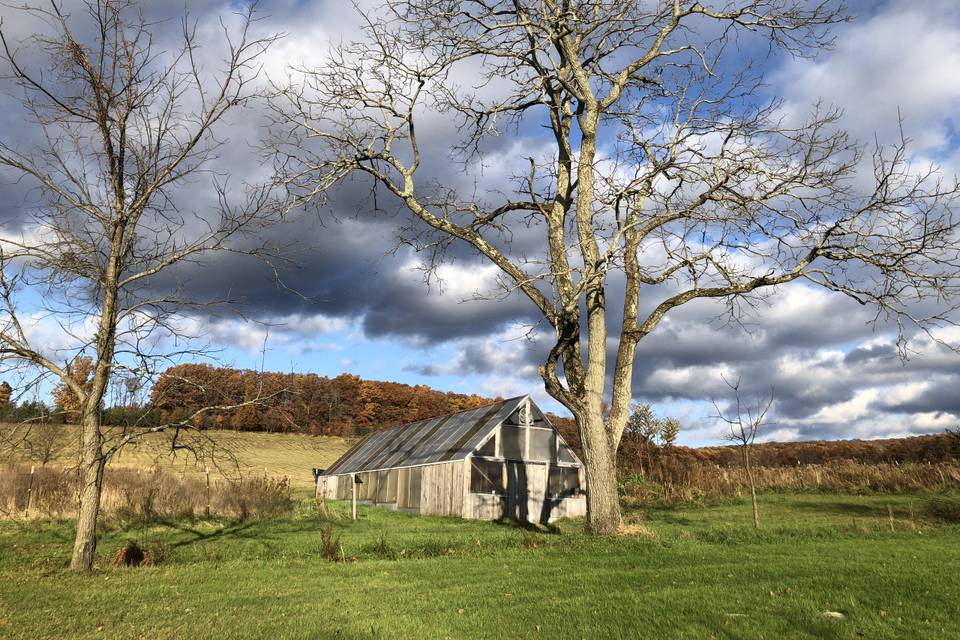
<box><xmin>315</xmin><ymin>395</ymin><xmax>586</xmax><ymax>523</ymax></box>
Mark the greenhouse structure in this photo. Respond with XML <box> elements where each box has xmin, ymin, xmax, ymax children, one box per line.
<box><xmin>315</xmin><ymin>395</ymin><xmax>586</xmax><ymax>523</ymax></box>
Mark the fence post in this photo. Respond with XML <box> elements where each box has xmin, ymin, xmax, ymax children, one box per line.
<box><xmin>25</xmin><ymin>465</ymin><xmax>36</xmax><ymax>516</ymax></box>
<box><xmin>351</xmin><ymin>473</ymin><xmax>357</xmax><ymax>521</ymax></box>
<box><xmin>205</xmin><ymin>467</ymin><xmax>211</xmax><ymax>518</ymax></box>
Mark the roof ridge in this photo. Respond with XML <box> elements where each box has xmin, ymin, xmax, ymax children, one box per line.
<box><xmin>368</xmin><ymin>394</ymin><xmax>527</xmax><ymax>434</ymax></box>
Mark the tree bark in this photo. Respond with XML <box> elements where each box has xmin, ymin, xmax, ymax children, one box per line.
<box><xmin>579</xmin><ymin>411</ymin><xmax>621</xmax><ymax>534</ymax></box>
<box><xmin>70</xmin><ymin>411</ymin><xmax>105</xmax><ymax>571</ymax></box>
<box><xmin>744</xmin><ymin>448</ymin><xmax>760</xmax><ymax>530</ymax></box>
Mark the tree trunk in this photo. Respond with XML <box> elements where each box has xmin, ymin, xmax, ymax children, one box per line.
<box><xmin>579</xmin><ymin>412</ymin><xmax>621</xmax><ymax>534</ymax></box>
<box><xmin>70</xmin><ymin>411</ymin><xmax>105</xmax><ymax>572</ymax></box>
<box><xmin>744</xmin><ymin>448</ymin><xmax>760</xmax><ymax>530</ymax></box>
<box><xmin>748</xmin><ymin>479</ymin><xmax>760</xmax><ymax>530</ymax></box>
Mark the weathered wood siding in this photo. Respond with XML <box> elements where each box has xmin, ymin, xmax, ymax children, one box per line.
<box><xmin>316</xmin><ymin>475</ymin><xmax>338</xmax><ymax>500</ymax></box>
<box><xmin>316</xmin><ymin>461</ymin><xmax>584</xmax><ymax>522</ymax></box>
<box><xmin>419</xmin><ymin>461</ymin><xmax>466</xmax><ymax>517</ymax></box>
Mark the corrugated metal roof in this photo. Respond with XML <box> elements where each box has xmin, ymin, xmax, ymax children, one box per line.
<box><xmin>323</xmin><ymin>396</ymin><xmax>527</xmax><ymax>475</ymax></box>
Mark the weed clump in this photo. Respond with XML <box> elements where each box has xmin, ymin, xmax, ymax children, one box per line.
<box><xmin>112</xmin><ymin>541</ymin><xmax>145</xmax><ymax>567</ymax></box>
<box><xmin>320</xmin><ymin>523</ymin><xmax>343</xmax><ymax>562</ymax></box>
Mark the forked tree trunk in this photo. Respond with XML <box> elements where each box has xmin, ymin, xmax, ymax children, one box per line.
<box><xmin>70</xmin><ymin>411</ymin><xmax>105</xmax><ymax>572</ymax></box>
<box><xmin>578</xmin><ymin>412</ymin><xmax>621</xmax><ymax>534</ymax></box>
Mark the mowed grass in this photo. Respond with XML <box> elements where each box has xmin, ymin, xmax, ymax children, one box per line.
<box><xmin>0</xmin><ymin>423</ymin><xmax>352</xmax><ymax>488</ymax></box>
<box><xmin>1</xmin><ymin>492</ymin><xmax>958</xmax><ymax>639</ymax></box>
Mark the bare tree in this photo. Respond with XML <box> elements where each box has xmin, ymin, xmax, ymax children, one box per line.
<box><xmin>271</xmin><ymin>0</ymin><xmax>960</xmax><ymax>534</ymax></box>
<box><xmin>713</xmin><ymin>376</ymin><xmax>772</xmax><ymax>530</ymax></box>
<box><xmin>0</xmin><ymin>0</ymin><xmax>280</xmax><ymax>570</ymax></box>
<box><xmin>23</xmin><ymin>423</ymin><xmax>72</xmax><ymax>466</ymax></box>
<box><xmin>623</xmin><ymin>402</ymin><xmax>677</xmax><ymax>476</ymax></box>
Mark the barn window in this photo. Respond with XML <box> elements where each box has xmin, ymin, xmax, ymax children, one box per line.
<box><xmin>558</xmin><ymin>444</ymin><xmax>577</xmax><ymax>464</ymax></box>
<box><xmin>470</xmin><ymin>459</ymin><xmax>505</xmax><ymax>494</ymax></box>
<box><xmin>528</xmin><ymin>428</ymin><xmax>556</xmax><ymax>462</ymax></box>
<box><xmin>500</xmin><ymin>426</ymin><xmax>525</xmax><ymax>460</ymax></box>
<box><xmin>548</xmin><ymin>466</ymin><xmax>580</xmax><ymax>497</ymax></box>
<box><xmin>476</xmin><ymin>435</ymin><xmax>496</xmax><ymax>457</ymax></box>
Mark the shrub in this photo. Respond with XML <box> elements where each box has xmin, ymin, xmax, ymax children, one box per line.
<box><xmin>113</xmin><ymin>541</ymin><xmax>146</xmax><ymax>567</ymax></box>
<box><xmin>216</xmin><ymin>475</ymin><xmax>293</xmax><ymax>521</ymax></box>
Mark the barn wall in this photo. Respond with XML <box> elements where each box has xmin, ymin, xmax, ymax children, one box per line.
<box><xmin>316</xmin><ymin>460</ymin><xmax>585</xmax><ymax>522</ymax></box>
<box><xmin>316</xmin><ymin>475</ymin><xmax>338</xmax><ymax>500</ymax></box>
<box><xmin>465</xmin><ymin>461</ymin><xmax>586</xmax><ymax>523</ymax></box>
<box><xmin>419</xmin><ymin>461</ymin><xmax>466</xmax><ymax>517</ymax></box>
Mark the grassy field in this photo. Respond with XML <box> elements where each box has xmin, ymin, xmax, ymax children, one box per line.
<box><xmin>1</xmin><ymin>424</ymin><xmax>352</xmax><ymax>488</ymax></box>
<box><xmin>1</xmin><ymin>492</ymin><xmax>958</xmax><ymax>639</ymax></box>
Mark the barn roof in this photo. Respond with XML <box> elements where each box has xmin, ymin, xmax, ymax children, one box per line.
<box><xmin>323</xmin><ymin>395</ymin><xmax>529</xmax><ymax>475</ymax></box>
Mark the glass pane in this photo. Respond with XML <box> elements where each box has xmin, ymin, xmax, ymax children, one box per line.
<box><xmin>470</xmin><ymin>459</ymin><xmax>505</xmax><ymax>494</ymax></box>
<box><xmin>548</xmin><ymin>465</ymin><xmax>580</xmax><ymax>497</ymax></box>
<box><xmin>529</xmin><ymin>429</ymin><xmax>555</xmax><ymax>462</ymax></box>
<box><xmin>558</xmin><ymin>444</ymin><xmax>576</xmax><ymax>463</ymax></box>
<box><xmin>476</xmin><ymin>435</ymin><xmax>496</xmax><ymax>457</ymax></box>
<box><xmin>501</xmin><ymin>426</ymin><xmax>525</xmax><ymax>460</ymax></box>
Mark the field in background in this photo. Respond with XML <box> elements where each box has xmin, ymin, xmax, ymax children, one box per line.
<box><xmin>1</xmin><ymin>492</ymin><xmax>958</xmax><ymax>639</ymax></box>
<box><xmin>0</xmin><ymin>423</ymin><xmax>352</xmax><ymax>489</ymax></box>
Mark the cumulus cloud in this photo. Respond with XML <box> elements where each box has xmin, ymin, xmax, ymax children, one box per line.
<box><xmin>1</xmin><ymin>0</ymin><xmax>959</xmax><ymax>445</ymax></box>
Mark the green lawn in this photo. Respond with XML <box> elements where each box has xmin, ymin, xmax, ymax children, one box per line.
<box><xmin>1</xmin><ymin>493</ymin><xmax>958</xmax><ymax>639</ymax></box>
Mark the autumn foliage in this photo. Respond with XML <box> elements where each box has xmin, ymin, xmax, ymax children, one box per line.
<box><xmin>50</xmin><ymin>356</ymin><xmax>95</xmax><ymax>422</ymax></box>
<box><xmin>148</xmin><ymin>365</ymin><xmax>495</xmax><ymax>437</ymax></box>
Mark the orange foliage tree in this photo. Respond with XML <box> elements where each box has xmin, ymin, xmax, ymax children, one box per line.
<box><xmin>51</xmin><ymin>357</ymin><xmax>95</xmax><ymax>422</ymax></box>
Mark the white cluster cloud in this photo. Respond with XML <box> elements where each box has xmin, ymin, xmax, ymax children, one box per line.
<box><xmin>2</xmin><ymin>0</ymin><xmax>960</xmax><ymax>446</ymax></box>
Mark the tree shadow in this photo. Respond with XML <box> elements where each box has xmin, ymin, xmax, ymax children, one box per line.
<box><xmin>786</xmin><ymin>499</ymin><xmax>888</xmax><ymax>518</ymax></box>
<box><xmin>150</xmin><ymin>518</ymin><xmax>260</xmax><ymax>549</ymax></box>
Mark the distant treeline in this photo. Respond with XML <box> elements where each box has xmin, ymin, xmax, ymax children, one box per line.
<box><xmin>147</xmin><ymin>365</ymin><xmax>494</xmax><ymax>437</ymax></box>
<box><xmin>620</xmin><ymin>432</ymin><xmax>960</xmax><ymax>474</ymax></box>
<box><xmin>694</xmin><ymin>432</ymin><xmax>960</xmax><ymax>467</ymax></box>
<box><xmin>2</xmin><ymin>365</ymin><xmax>956</xmax><ymax>467</ymax></box>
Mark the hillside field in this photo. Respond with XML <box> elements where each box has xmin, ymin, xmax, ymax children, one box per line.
<box><xmin>1</xmin><ymin>492</ymin><xmax>958</xmax><ymax>639</ymax></box>
<box><xmin>0</xmin><ymin>424</ymin><xmax>352</xmax><ymax>489</ymax></box>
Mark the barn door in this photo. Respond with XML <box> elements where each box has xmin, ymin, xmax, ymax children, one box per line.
<box><xmin>505</xmin><ymin>462</ymin><xmax>549</xmax><ymax>523</ymax></box>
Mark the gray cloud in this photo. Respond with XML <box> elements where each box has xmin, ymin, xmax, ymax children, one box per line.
<box><xmin>1</xmin><ymin>0</ymin><xmax>959</xmax><ymax>444</ymax></box>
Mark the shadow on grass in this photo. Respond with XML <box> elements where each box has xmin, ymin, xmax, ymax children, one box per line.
<box><xmin>149</xmin><ymin>518</ymin><xmax>261</xmax><ymax>549</ymax></box>
<box><xmin>786</xmin><ymin>499</ymin><xmax>890</xmax><ymax>518</ymax></box>
<box><xmin>489</xmin><ymin>518</ymin><xmax>562</xmax><ymax>535</ymax></box>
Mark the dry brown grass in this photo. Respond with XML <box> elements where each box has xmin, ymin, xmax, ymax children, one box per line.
<box><xmin>0</xmin><ymin>463</ymin><xmax>295</xmax><ymax>522</ymax></box>
<box><xmin>0</xmin><ymin>423</ymin><xmax>352</xmax><ymax>488</ymax></box>
<box><xmin>623</xmin><ymin>459</ymin><xmax>960</xmax><ymax>506</ymax></box>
